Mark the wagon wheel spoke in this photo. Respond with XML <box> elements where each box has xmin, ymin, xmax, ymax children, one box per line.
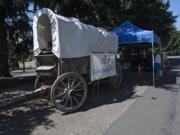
<box><xmin>64</xmin><ymin>96</ymin><xmax>70</xmax><ymax>107</ymax></box>
<box><xmin>74</xmin><ymin>93</ymin><xmax>83</xmax><ymax>97</ymax></box>
<box><xmin>60</xmin><ymin>95</ymin><xmax>67</xmax><ymax>103</ymax></box>
<box><xmin>72</xmin><ymin>96</ymin><xmax>80</xmax><ymax>104</ymax></box>
<box><xmin>67</xmin><ymin>78</ymin><xmax>71</xmax><ymax>89</ymax></box>
<box><xmin>69</xmin><ymin>96</ymin><xmax>73</xmax><ymax>107</ymax></box>
<box><xmin>61</xmin><ymin>80</ymin><xmax>67</xmax><ymax>89</ymax></box>
<box><xmin>71</xmin><ymin>77</ymin><xmax>77</xmax><ymax>87</ymax></box>
<box><xmin>56</xmin><ymin>85</ymin><xmax>65</xmax><ymax>91</ymax></box>
<box><xmin>74</xmin><ymin>88</ymin><xmax>84</xmax><ymax>92</ymax></box>
<box><xmin>73</xmin><ymin>81</ymin><xmax>82</xmax><ymax>89</ymax></box>
<box><xmin>55</xmin><ymin>92</ymin><xmax>66</xmax><ymax>98</ymax></box>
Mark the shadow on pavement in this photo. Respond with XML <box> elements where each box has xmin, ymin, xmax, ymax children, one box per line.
<box><xmin>0</xmin><ymin>98</ymin><xmax>56</xmax><ymax>135</ymax></box>
<box><xmin>64</xmin><ymin>70</ymin><xmax>154</xmax><ymax>115</ymax></box>
<box><xmin>0</xmin><ymin>57</ymin><xmax>179</xmax><ymax>134</ymax></box>
<box><xmin>0</xmin><ymin>85</ymin><xmax>34</xmax><ymax>105</ymax></box>
<box><xmin>0</xmin><ymin>69</ymin><xmax>152</xmax><ymax>134</ymax></box>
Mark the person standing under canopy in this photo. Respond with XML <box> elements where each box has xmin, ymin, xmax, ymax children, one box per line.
<box><xmin>154</xmin><ymin>49</ymin><xmax>162</xmax><ymax>80</ymax></box>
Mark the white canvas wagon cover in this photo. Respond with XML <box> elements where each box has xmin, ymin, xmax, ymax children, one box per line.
<box><xmin>33</xmin><ymin>8</ymin><xmax>118</xmax><ymax>58</ymax></box>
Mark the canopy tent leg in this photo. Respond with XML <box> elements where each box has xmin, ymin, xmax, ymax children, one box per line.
<box><xmin>152</xmin><ymin>42</ymin><xmax>155</xmax><ymax>87</ymax></box>
<box><xmin>160</xmin><ymin>42</ymin><xmax>163</xmax><ymax>78</ymax></box>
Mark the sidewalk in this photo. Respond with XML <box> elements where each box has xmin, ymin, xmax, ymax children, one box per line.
<box><xmin>0</xmin><ymin>69</ymin><xmax>36</xmax><ymax>89</ymax></box>
<box><xmin>10</xmin><ymin>69</ymin><xmax>36</xmax><ymax>77</ymax></box>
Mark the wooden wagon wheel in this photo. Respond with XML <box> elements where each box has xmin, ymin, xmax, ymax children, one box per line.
<box><xmin>50</xmin><ymin>72</ymin><xmax>88</xmax><ymax>113</ymax></box>
<box><xmin>34</xmin><ymin>77</ymin><xmax>45</xmax><ymax>90</ymax></box>
<box><xmin>110</xmin><ymin>64</ymin><xmax>123</xmax><ymax>88</ymax></box>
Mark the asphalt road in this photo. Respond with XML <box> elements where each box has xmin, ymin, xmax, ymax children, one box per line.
<box><xmin>105</xmin><ymin>56</ymin><xmax>180</xmax><ymax>135</ymax></box>
<box><xmin>0</xmin><ymin>56</ymin><xmax>180</xmax><ymax>135</ymax></box>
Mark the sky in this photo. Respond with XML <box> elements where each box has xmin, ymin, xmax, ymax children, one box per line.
<box><xmin>169</xmin><ymin>0</ymin><xmax>180</xmax><ymax>30</ymax></box>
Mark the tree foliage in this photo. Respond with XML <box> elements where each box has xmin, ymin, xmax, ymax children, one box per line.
<box><xmin>166</xmin><ymin>30</ymin><xmax>180</xmax><ymax>51</ymax></box>
<box><xmin>0</xmin><ymin>0</ymin><xmax>178</xmax><ymax>76</ymax></box>
<box><xmin>0</xmin><ymin>0</ymin><xmax>32</xmax><ymax>75</ymax></box>
<box><xmin>33</xmin><ymin>0</ymin><xmax>177</xmax><ymax>46</ymax></box>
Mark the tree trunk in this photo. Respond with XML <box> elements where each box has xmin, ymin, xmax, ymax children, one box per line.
<box><xmin>0</xmin><ymin>18</ymin><xmax>10</xmax><ymax>76</ymax></box>
<box><xmin>22</xmin><ymin>56</ymin><xmax>25</xmax><ymax>72</ymax></box>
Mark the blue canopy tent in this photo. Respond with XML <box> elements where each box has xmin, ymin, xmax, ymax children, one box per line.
<box><xmin>112</xmin><ymin>21</ymin><xmax>161</xmax><ymax>86</ymax></box>
<box><xmin>112</xmin><ymin>21</ymin><xmax>161</xmax><ymax>45</ymax></box>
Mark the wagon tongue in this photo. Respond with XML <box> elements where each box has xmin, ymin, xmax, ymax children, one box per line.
<box><xmin>0</xmin><ymin>85</ymin><xmax>51</xmax><ymax>109</ymax></box>
<box><xmin>34</xmin><ymin>85</ymin><xmax>51</xmax><ymax>92</ymax></box>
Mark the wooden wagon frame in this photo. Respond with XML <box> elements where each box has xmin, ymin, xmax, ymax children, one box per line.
<box><xmin>33</xmin><ymin>8</ymin><xmax>123</xmax><ymax>113</ymax></box>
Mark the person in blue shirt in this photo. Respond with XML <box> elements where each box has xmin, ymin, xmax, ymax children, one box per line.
<box><xmin>154</xmin><ymin>49</ymin><xmax>162</xmax><ymax>80</ymax></box>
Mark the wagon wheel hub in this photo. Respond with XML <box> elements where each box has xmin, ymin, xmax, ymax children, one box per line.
<box><xmin>65</xmin><ymin>88</ymin><xmax>74</xmax><ymax>96</ymax></box>
<box><xmin>69</xmin><ymin>89</ymin><xmax>74</xmax><ymax>94</ymax></box>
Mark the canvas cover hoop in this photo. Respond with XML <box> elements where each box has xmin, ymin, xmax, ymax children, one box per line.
<box><xmin>33</xmin><ymin>8</ymin><xmax>118</xmax><ymax>58</ymax></box>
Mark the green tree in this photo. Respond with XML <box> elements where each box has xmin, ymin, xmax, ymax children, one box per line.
<box><xmin>126</xmin><ymin>0</ymin><xmax>176</xmax><ymax>47</ymax></box>
<box><xmin>0</xmin><ymin>0</ymin><xmax>178</xmax><ymax>76</ymax></box>
<box><xmin>0</xmin><ymin>0</ymin><xmax>31</xmax><ymax>76</ymax></box>
<box><xmin>166</xmin><ymin>30</ymin><xmax>180</xmax><ymax>51</ymax></box>
<box><xmin>33</xmin><ymin>0</ymin><xmax>176</xmax><ymax>46</ymax></box>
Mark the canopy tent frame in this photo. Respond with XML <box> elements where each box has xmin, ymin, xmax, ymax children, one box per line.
<box><xmin>112</xmin><ymin>21</ymin><xmax>161</xmax><ymax>87</ymax></box>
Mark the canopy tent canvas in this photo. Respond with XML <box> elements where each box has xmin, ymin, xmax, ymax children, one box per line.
<box><xmin>112</xmin><ymin>21</ymin><xmax>161</xmax><ymax>45</ymax></box>
<box><xmin>33</xmin><ymin>8</ymin><xmax>118</xmax><ymax>58</ymax></box>
<box><xmin>112</xmin><ymin>21</ymin><xmax>161</xmax><ymax>86</ymax></box>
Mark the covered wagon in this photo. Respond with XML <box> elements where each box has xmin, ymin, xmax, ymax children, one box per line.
<box><xmin>33</xmin><ymin>8</ymin><xmax>123</xmax><ymax>112</ymax></box>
